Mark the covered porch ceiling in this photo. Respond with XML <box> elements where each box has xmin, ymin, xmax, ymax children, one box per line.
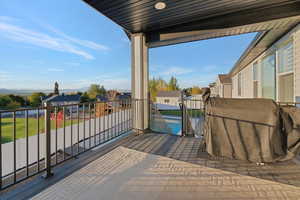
<box><xmin>83</xmin><ymin>0</ymin><xmax>300</xmax><ymax>74</ymax></box>
<box><xmin>83</xmin><ymin>0</ymin><xmax>300</xmax><ymax>46</ymax></box>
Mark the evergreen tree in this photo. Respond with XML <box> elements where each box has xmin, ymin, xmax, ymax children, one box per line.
<box><xmin>54</xmin><ymin>82</ymin><xmax>59</xmax><ymax>95</ymax></box>
<box><xmin>168</xmin><ymin>76</ymin><xmax>179</xmax><ymax>91</ymax></box>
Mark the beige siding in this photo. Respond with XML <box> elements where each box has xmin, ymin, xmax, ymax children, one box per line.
<box><xmin>241</xmin><ymin>66</ymin><xmax>253</xmax><ymax>98</ymax></box>
<box><xmin>215</xmin><ymin>77</ymin><xmax>222</xmax><ymax>97</ymax></box>
<box><xmin>231</xmin><ymin>75</ymin><xmax>238</xmax><ymax>98</ymax></box>
<box><xmin>294</xmin><ymin>28</ymin><xmax>300</xmax><ymax>100</ymax></box>
<box><xmin>156</xmin><ymin>97</ymin><xmax>180</xmax><ymax>106</ymax></box>
<box><xmin>231</xmin><ymin>65</ymin><xmax>253</xmax><ymax>98</ymax></box>
<box><xmin>230</xmin><ymin>24</ymin><xmax>300</xmax><ymax>101</ymax></box>
<box><xmin>223</xmin><ymin>84</ymin><xmax>232</xmax><ymax>98</ymax></box>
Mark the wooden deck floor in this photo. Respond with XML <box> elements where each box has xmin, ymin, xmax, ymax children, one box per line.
<box><xmin>2</xmin><ymin>133</ymin><xmax>300</xmax><ymax>200</ymax></box>
<box><xmin>121</xmin><ymin>133</ymin><xmax>300</xmax><ymax>187</ymax></box>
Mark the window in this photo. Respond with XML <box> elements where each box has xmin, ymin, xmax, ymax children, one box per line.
<box><xmin>278</xmin><ymin>73</ymin><xmax>294</xmax><ymax>102</ymax></box>
<box><xmin>261</xmin><ymin>54</ymin><xmax>276</xmax><ymax>99</ymax></box>
<box><xmin>278</xmin><ymin>42</ymin><xmax>293</xmax><ymax>73</ymax></box>
<box><xmin>253</xmin><ymin>62</ymin><xmax>258</xmax><ymax>81</ymax></box>
<box><xmin>238</xmin><ymin>73</ymin><xmax>242</xmax><ymax>96</ymax></box>
<box><xmin>164</xmin><ymin>99</ymin><xmax>170</xmax><ymax>103</ymax></box>
<box><xmin>253</xmin><ymin>62</ymin><xmax>258</xmax><ymax>98</ymax></box>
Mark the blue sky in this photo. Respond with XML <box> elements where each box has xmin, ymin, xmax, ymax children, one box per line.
<box><xmin>0</xmin><ymin>0</ymin><xmax>256</xmax><ymax>90</ymax></box>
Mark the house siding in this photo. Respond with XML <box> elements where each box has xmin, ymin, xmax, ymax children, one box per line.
<box><xmin>214</xmin><ymin>76</ymin><xmax>232</xmax><ymax>98</ymax></box>
<box><xmin>294</xmin><ymin>27</ymin><xmax>300</xmax><ymax>101</ymax></box>
<box><xmin>156</xmin><ymin>97</ymin><xmax>180</xmax><ymax>106</ymax></box>
<box><xmin>232</xmin><ymin>75</ymin><xmax>238</xmax><ymax>98</ymax></box>
<box><xmin>241</xmin><ymin>66</ymin><xmax>253</xmax><ymax>98</ymax></box>
<box><xmin>223</xmin><ymin>84</ymin><xmax>232</xmax><ymax>98</ymax></box>
<box><xmin>231</xmin><ymin>24</ymin><xmax>300</xmax><ymax>102</ymax></box>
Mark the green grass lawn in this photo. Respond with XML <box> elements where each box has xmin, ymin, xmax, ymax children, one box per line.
<box><xmin>159</xmin><ymin>110</ymin><xmax>203</xmax><ymax>117</ymax></box>
<box><xmin>1</xmin><ymin>117</ymin><xmax>83</xmax><ymax>144</ymax></box>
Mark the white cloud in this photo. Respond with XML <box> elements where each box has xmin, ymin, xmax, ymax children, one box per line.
<box><xmin>43</xmin><ymin>25</ymin><xmax>110</xmax><ymax>51</ymax></box>
<box><xmin>0</xmin><ymin>17</ymin><xmax>110</xmax><ymax>60</ymax></box>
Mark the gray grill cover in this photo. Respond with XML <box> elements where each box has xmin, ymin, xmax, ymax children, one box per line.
<box><xmin>202</xmin><ymin>88</ymin><xmax>300</xmax><ymax>163</ymax></box>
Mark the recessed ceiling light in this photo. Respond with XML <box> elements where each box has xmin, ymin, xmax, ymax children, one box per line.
<box><xmin>155</xmin><ymin>2</ymin><xmax>166</xmax><ymax>10</ymax></box>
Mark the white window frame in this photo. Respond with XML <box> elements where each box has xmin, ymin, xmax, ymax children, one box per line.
<box><xmin>276</xmin><ymin>40</ymin><xmax>294</xmax><ymax>102</ymax></box>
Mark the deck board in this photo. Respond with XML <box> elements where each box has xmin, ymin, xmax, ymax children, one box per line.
<box><xmin>29</xmin><ymin>133</ymin><xmax>300</xmax><ymax>200</ymax></box>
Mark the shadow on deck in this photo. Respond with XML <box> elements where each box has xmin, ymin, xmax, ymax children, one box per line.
<box><xmin>122</xmin><ymin>133</ymin><xmax>300</xmax><ymax>187</ymax></box>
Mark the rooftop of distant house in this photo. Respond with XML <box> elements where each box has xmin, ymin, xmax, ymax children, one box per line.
<box><xmin>218</xmin><ymin>74</ymin><xmax>232</xmax><ymax>84</ymax></box>
<box><xmin>209</xmin><ymin>82</ymin><xmax>216</xmax><ymax>88</ymax></box>
<box><xmin>156</xmin><ymin>91</ymin><xmax>181</xmax><ymax>98</ymax></box>
<box><xmin>42</xmin><ymin>94</ymin><xmax>81</xmax><ymax>103</ymax></box>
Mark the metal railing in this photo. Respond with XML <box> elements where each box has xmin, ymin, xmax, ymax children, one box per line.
<box><xmin>0</xmin><ymin>99</ymin><xmax>133</xmax><ymax>190</ymax></box>
<box><xmin>277</xmin><ymin>101</ymin><xmax>300</xmax><ymax>107</ymax></box>
<box><xmin>181</xmin><ymin>99</ymin><xmax>204</xmax><ymax>137</ymax></box>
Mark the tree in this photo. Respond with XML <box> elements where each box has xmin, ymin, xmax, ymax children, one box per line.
<box><xmin>8</xmin><ymin>95</ymin><xmax>26</xmax><ymax>106</ymax></box>
<box><xmin>0</xmin><ymin>95</ymin><xmax>12</xmax><ymax>108</ymax></box>
<box><xmin>6</xmin><ymin>101</ymin><xmax>21</xmax><ymax>109</ymax></box>
<box><xmin>0</xmin><ymin>95</ymin><xmax>26</xmax><ymax>109</ymax></box>
<box><xmin>54</xmin><ymin>82</ymin><xmax>59</xmax><ymax>95</ymax></box>
<box><xmin>191</xmin><ymin>86</ymin><xmax>202</xmax><ymax>95</ymax></box>
<box><xmin>29</xmin><ymin>92</ymin><xmax>46</xmax><ymax>107</ymax></box>
<box><xmin>80</xmin><ymin>92</ymin><xmax>90</xmax><ymax>103</ymax></box>
<box><xmin>182</xmin><ymin>88</ymin><xmax>192</xmax><ymax>97</ymax></box>
<box><xmin>87</xmin><ymin>84</ymin><xmax>106</xmax><ymax>99</ymax></box>
<box><xmin>168</xmin><ymin>76</ymin><xmax>179</xmax><ymax>91</ymax></box>
<box><xmin>149</xmin><ymin>77</ymin><xmax>180</xmax><ymax>101</ymax></box>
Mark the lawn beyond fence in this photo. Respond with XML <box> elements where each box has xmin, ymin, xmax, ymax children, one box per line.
<box><xmin>0</xmin><ymin>117</ymin><xmax>83</xmax><ymax>144</ymax></box>
<box><xmin>159</xmin><ymin>109</ymin><xmax>203</xmax><ymax>117</ymax></box>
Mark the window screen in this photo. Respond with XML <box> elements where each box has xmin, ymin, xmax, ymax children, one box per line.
<box><xmin>278</xmin><ymin>42</ymin><xmax>293</xmax><ymax>73</ymax></box>
<box><xmin>261</xmin><ymin>54</ymin><xmax>276</xmax><ymax>99</ymax></box>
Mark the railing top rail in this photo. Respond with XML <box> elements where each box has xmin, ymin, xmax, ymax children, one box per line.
<box><xmin>277</xmin><ymin>101</ymin><xmax>300</xmax><ymax>105</ymax></box>
<box><xmin>0</xmin><ymin>99</ymin><xmax>133</xmax><ymax>114</ymax></box>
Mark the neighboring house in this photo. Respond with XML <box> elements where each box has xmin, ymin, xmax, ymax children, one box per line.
<box><xmin>156</xmin><ymin>91</ymin><xmax>181</xmax><ymax>106</ymax></box>
<box><xmin>208</xmin><ymin>82</ymin><xmax>218</xmax><ymax>97</ymax></box>
<box><xmin>116</xmin><ymin>92</ymin><xmax>131</xmax><ymax>101</ymax></box>
<box><xmin>96</xmin><ymin>95</ymin><xmax>108</xmax><ymax>102</ymax></box>
<box><xmin>228</xmin><ymin>24</ymin><xmax>300</xmax><ymax>103</ymax></box>
<box><xmin>215</xmin><ymin>74</ymin><xmax>232</xmax><ymax>98</ymax></box>
<box><xmin>184</xmin><ymin>94</ymin><xmax>204</xmax><ymax>109</ymax></box>
<box><xmin>42</xmin><ymin>94</ymin><xmax>81</xmax><ymax>106</ymax></box>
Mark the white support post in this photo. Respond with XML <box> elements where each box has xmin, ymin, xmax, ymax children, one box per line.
<box><xmin>131</xmin><ymin>33</ymin><xmax>149</xmax><ymax>133</ymax></box>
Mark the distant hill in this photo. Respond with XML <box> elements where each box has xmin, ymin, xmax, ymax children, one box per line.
<box><xmin>0</xmin><ymin>88</ymin><xmax>88</xmax><ymax>96</ymax></box>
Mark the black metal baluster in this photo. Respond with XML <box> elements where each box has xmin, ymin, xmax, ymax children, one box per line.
<box><xmin>114</xmin><ymin>101</ymin><xmax>117</xmax><ymax>138</ymax></box>
<box><xmin>25</xmin><ymin>110</ymin><xmax>29</xmax><ymax>177</ymax></box>
<box><xmin>83</xmin><ymin>104</ymin><xmax>86</xmax><ymax>151</ymax></box>
<box><xmin>13</xmin><ymin>111</ymin><xmax>16</xmax><ymax>183</ymax></box>
<box><xmin>55</xmin><ymin>107</ymin><xmax>58</xmax><ymax>165</ymax></box>
<box><xmin>106</xmin><ymin>103</ymin><xmax>108</xmax><ymax>142</ymax></box>
<box><xmin>98</xmin><ymin>103</ymin><xmax>101</xmax><ymax>144</ymax></box>
<box><xmin>70</xmin><ymin>105</ymin><xmax>73</xmax><ymax>156</ymax></box>
<box><xmin>0</xmin><ymin>113</ymin><xmax>2</xmax><ymax>189</ymax></box>
<box><xmin>94</xmin><ymin>103</ymin><xmax>96</xmax><ymax>146</ymax></box>
<box><xmin>37</xmin><ymin>109</ymin><xmax>40</xmax><ymax>172</ymax></box>
<box><xmin>63</xmin><ymin>107</ymin><xmax>66</xmax><ymax>161</ymax></box>
<box><xmin>118</xmin><ymin>101</ymin><xmax>122</xmax><ymax>136</ymax></box>
<box><xmin>89</xmin><ymin>104</ymin><xmax>91</xmax><ymax>149</ymax></box>
<box><xmin>77</xmin><ymin>105</ymin><xmax>80</xmax><ymax>154</ymax></box>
